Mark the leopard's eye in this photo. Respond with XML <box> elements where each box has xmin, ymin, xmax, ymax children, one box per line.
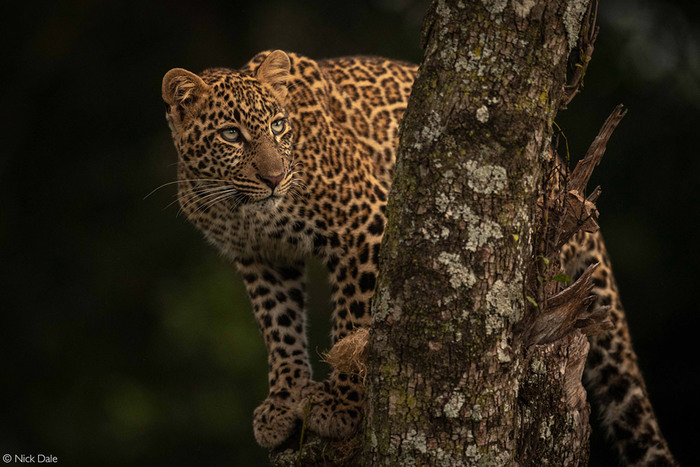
<box><xmin>220</xmin><ymin>128</ymin><xmax>241</xmax><ymax>142</ymax></box>
<box><xmin>271</xmin><ymin>119</ymin><xmax>286</xmax><ymax>135</ymax></box>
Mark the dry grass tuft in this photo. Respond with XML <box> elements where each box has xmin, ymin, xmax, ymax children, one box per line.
<box><xmin>322</xmin><ymin>328</ymin><xmax>369</xmax><ymax>381</ymax></box>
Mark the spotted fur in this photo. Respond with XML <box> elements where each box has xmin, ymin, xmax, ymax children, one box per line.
<box><xmin>563</xmin><ymin>232</ymin><xmax>675</xmax><ymax>465</ymax></box>
<box><xmin>162</xmin><ymin>50</ymin><xmax>674</xmax><ymax>464</ymax></box>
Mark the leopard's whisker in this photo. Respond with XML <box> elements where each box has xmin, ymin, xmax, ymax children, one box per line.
<box><xmin>192</xmin><ymin>190</ymin><xmax>238</xmax><ymax>222</ymax></box>
<box><xmin>288</xmin><ymin>189</ymin><xmax>301</xmax><ymax>202</ymax></box>
<box><xmin>144</xmin><ymin>178</ymin><xmax>229</xmax><ymax>200</ymax></box>
<box><xmin>231</xmin><ymin>194</ymin><xmax>248</xmax><ymax>210</ymax></box>
<box><xmin>178</xmin><ymin>186</ymin><xmax>238</xmax><ymax>217</ymax></box>
<box><xmin>176</xmin><ymin>185</ymin><xmax>234</xmax><ymax>210</ymax></box>
<box><xmin>174</xmin><ymin>188</ymin><xmax>228</xmax><ymax>208</ymax></box>
<box><xmin>176</xmin><ymin>184</ymin><xmax>233</xmax><ymax>200</ymax></box>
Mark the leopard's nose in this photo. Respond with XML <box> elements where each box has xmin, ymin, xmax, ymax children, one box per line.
<box><xmin>258</xmin><ymin>172</ymin><xmax>284</xmax><ymax>189</ymax></box>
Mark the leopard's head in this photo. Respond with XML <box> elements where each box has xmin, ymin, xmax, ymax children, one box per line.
<box><xmin>162</xmin><ymin>50</ymin><xmax>297</xmax><ymax>219</ymax></box>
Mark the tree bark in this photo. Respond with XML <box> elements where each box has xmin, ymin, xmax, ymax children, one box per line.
<box><xmin>362</xmin><ymin>0</ymin><xmax>595</xmax><ymax>465</ymax></box>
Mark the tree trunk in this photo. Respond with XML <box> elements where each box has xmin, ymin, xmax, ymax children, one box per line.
<box><xmin>362</xmin><ymin>0</ymin><xmax>595</xmax><ymax>465</ymax></box>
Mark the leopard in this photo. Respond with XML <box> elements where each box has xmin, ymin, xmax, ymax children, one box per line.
<box><xmin>161</xmin><ymin>50</ymin><xmax>675</xmax><ymax>465</ymax></box>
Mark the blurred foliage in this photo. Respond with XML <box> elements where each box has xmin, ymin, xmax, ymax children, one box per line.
<box><xmin>2</xmin><ymin>0</ymin><xmax>698</xmax><ymax>465</ymax></box>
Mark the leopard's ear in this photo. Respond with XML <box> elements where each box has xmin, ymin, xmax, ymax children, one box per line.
<box><xmin>255</xmin><ymin>50</ymin><xmax>290</xmax><ymax>103</ymax></box>
<box><xmin>162</xmin><ymin>68</ymin><xmax>209</xmax><ymax>117</ymax></box>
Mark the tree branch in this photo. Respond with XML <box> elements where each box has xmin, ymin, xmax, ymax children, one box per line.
<box><xmin>524</xmin><ymin>263</ymin><xmax>612</xmax><ymax>346</ymax></box>
<box><xmin>562</xmin><ymin>0</ymin><xmax>599</xmax><ymax>108</ymax></box>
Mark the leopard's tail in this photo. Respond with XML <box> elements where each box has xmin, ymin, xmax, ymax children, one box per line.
<box><xmin>562</xmin><ymin>231</ymin><xmax>676</xmax><ymax>466</ymax></box>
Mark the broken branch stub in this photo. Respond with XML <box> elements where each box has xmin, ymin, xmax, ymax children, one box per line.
<box><xmin>569</xmin><ymin>104</ymin><xmax>628</xmax><ymax>193</ymax></box>
<box><xmin>562</xmin><ymin>0</ymin><xmax>600</xmax><ymax>108</ymax></box>
<box><xmin>549</xmin><ymin>105</ymin><xmax>626</xmax><ymax>253</ymax></box>
<box><xmin>526</xmin><ymin>264</ymin><xmax>613</xmax><ymax>346</ymax></box>
<box><xmin>554</xmin><ymin>189</ymin><xmax>601</xmax><ymax>250</ymax></box>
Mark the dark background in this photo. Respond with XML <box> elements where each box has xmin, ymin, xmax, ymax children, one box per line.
<box><xmin>3</xmin><ymin>0</ymin><xmax>698</xmax><ymax>465</ymax></box>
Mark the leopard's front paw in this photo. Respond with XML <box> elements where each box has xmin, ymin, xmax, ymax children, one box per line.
<box><xmin>253</xmin><ymin>390</ymin><xmax>302</xmax><ymax>448</ymax></box>
<box><xmin>300</xmin><ymin>377</ymin><xmax>364</xmax><ymax>439</ymax></box>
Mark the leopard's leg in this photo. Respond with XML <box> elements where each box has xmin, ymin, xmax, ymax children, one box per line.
<box><xmin>562</xmin><ymin>232</ymin><xmax>676</xmax><ymax>466</ymax></box>
<box><xmin>237</xmin><ymin>257</ymin><xmax>312</xmax><ymax>448</ymax></box>
<box><xmin>301</xmin><ymin>234</ymin><xmax>380</xmax><ymax>439</ymax></box>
